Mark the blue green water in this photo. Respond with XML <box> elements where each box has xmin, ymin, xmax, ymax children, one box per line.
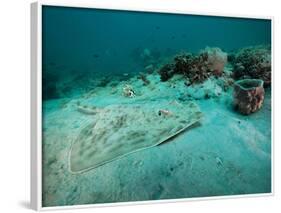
<box><xmin>42</xmin><ymin>6</ymin><xmax>271</xmax><ymax>208</ymax></box>
<box><xmin>42</xmin><ymin>6</ymin><xmax>271</xmax><ymax>98</ymax></box>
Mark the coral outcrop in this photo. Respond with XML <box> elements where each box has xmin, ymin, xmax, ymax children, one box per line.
<box><xmin>158</xmin><ymin>47</ymin><xmax>227</xmax><ymax>84</ymax></box>
<box><xmin>200</xmin><ymin>47</ymin><xmax>227</xmax><ymax>76</ymax></box>
<box><xmin>159</xmin><ymin>63</ymin><xmax>176</xmax><ymax>82</ymax></box>
<box><xmin>233</xmin><ymin>79</ymin><xmax>265</xmax><ymax>115</ymax></box>
<box><xmin>231</xmin><ymin>46</ymin><xmax>271</xmax><ymax>87</ymax></box>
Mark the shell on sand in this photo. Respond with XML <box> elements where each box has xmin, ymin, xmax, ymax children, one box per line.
<box><xmin>69</xmin><ymin>101</ymin><xmax>202</xmax><ymax>173</ymax></box>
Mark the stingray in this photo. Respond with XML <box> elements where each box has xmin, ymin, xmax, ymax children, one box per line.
<box><xmin>69</xmin><ymin>100</ymin><xmax>202</xmax><ymax>173</ymax></box>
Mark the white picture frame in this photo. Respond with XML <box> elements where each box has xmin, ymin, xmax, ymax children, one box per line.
<box><xmin>31</xmin><ymin>1</ymin><xmax>274</xmax><ymax>211</ymax></box>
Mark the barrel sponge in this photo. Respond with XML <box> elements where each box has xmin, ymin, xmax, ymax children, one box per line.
<box><xmin>233</xmin><ymin>79</ymin><xmax>265</xmax><ymax>115</ymax></box>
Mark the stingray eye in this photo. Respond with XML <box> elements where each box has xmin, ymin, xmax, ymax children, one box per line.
<box><xmin>158</xmin><ymin>111</ymin><xmax>162</xmax><ymax>116</ymax></box>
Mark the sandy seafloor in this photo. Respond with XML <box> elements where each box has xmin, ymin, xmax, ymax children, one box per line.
<box><xmin>42</xmin><ymin>71</ymin><xmax>271</xmax><ymax>207</ymax></box>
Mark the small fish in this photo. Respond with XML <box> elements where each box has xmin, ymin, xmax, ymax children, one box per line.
<box><xmin>171</xmin><ymin>35</ymin><xmax>175</xmax><ymax>40</ymax></box>
<box><xmin>93</xmin><ymin>54</ymin><xmax>100</xmax><ymax>58</ymax></box>
<box><xmin>155</xmin><ymin>26</ymin><xmax>160</xmax><ymax>30</ymax></box>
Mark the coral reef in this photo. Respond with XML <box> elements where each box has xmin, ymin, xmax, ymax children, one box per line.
<box><xmin>173</xmin><ymin>52</ymin><xmax>208</xmax><ymax>82</ymax></box>
<box><xmin>159</xmin><ymin>63</ymin><xmax>175</xmax><ymax>81</ymax></box>
<box><xmin>233</xmin><ymin>79</ymin><xmax>265</xmax><ymax>115</ymax></box>
<box><xmin>200</xmin><ymin>47</ymin><xmax>227</xmax><ymax>76</ymax></box>
<box><xmin>158</xmin><ymin>47</ymin><xmax>227</xmax><ymax>84</ymax></box>
<box><xmin>231</xmin><ymin>46</ymin><xmax>271</xmax><ymax>86</ymax></box>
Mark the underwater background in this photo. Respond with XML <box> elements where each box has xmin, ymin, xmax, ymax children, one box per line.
<box><xmin>42</xmin><ymin>6</ymin><xmax>271</xmax><ymax>99</ymax></box>
<box><xmin>42</xmin><ymin>6</ymin><xmax>271</xmax><ymax>207</ymax></box>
